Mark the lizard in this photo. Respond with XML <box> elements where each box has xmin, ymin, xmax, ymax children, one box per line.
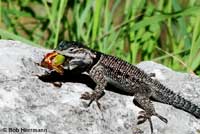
<box><xmin>40</xmin><ymin>41</ymin><xmax>200</xmax><ymax>133</ymax></box>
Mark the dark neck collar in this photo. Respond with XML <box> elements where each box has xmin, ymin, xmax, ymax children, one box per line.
<box><xmin>86</xmin><ymin>51</ymin><xmax>101</xmax><ymax>72</ymax></box>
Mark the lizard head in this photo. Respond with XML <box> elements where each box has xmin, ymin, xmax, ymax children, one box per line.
<box><xmin>56</xmin><ymin>41</ymin><xmax>97</xmax><ymax>70</ymax></box>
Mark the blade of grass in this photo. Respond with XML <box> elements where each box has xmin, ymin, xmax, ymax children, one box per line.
<box><xmin>3</xmin><ymin>8</ymin><xmax>31</xmax><ymax>17</ymax></box>
<box><xmin>188</xmin><ymin>16</ymin><xmax>200</xmax><ymax>70</ymax></box>
<box><xmin>0</xmin><ymin>29</ymin><xmax>40</xmax><ymax>47</ymax></box>
<box><xmin>101</xmin><ymin>0</ymin><xmax>120</xmax><ymax>52</ymax></box>
<box><xmin>155</xmin><ymin>46</ymin><xmax>194</xmax><ymax>74</ymax></box>
<box><xmin>80</xmin><ymin>0</ymin><xmax>94</xmax><ymax>42</ymax></box>
<box><xmin>54</xmin><ymin>0</ymin><xmax>68</xmax><ymax>48</ymax></box>
<box><xmin>0</xmin><ymin>0</ymin><xmax>1</xmax><ymax>24</ymax></box>
<box><xmin>91</xmin><ymin>0</ymin><xmax>104</xmax><ymax>48</ymax></box>
<box><xmin>133</xmin><ymin>6</ymin><xmax>200</xmax><ymax>32</ymax></box>
<box><xmin>125</xmin><ymin>0</ymin><xmax>141</xmax><ymax>64</ymax></box>
<box><xmin>42</xmin><ymin>0</ymin><xmax>55</xmax><ymax>31</ymax></box>
<box><xmin>91</xmin><ymin>6</ymin><xmax>200</xmax><ymax>45</ymax></box>
<box><xmin>172</xmin><ymin>0</ymin><xmax>191</xmax><ymax>49</ymax></box>
<box><xmin>90</xmin><ymin>13</ymin><xmax>142</xmax><ymax>44</ymax></box>
<box><xmin>106</xmin><ymin>30</ymin><xmax>121</xmax><ymax>53</ymax></box>
<box><xmin>191</xmin><ymin>51</ymin><xmax>200</xmax><ymax>71</ymax></box>
<box><xmin>51</xmin><ymin>0</ymin><xmax>60</xmax><ymax>29</ymax></box>
<box><xmin>153</xmin><ymin>49</ymin><xmax>190</xmax><ymax>61</ymax></box>
<box><xmin>190</xmin><ymin>35</ymin><xmax>200</xmax><ymax>70</ymax></box>
<box><xmin>74</xmin><ymin>4</ymin><xmax>81</xmax><ymax>40</ymax></box>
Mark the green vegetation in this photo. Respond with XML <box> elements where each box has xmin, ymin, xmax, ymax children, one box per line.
<box><xmin>0</xmin><ymin>0</ymin><xmax>200</xmax><ymax>75</ymax></box>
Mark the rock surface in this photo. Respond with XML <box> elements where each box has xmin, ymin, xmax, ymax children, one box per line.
<box><xmin>0</xmin><ymin>40</ymin><xmax>200</xmax><ymax>134</ymax></box>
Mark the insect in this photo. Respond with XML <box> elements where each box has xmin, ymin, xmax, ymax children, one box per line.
<box><xmin>39</xmin><ymin>51</ymin><xmax>67</xmax><ymax>75</ymax></box>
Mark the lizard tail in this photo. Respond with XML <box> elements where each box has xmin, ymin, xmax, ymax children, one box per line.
<box><xmin>150</xmin><ymin>80</ymin><xmax>200</xmax><ymax>119</ymax></box>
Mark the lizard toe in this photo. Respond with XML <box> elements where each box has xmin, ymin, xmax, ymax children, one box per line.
<box><xmin>155</xmin><ymin>113</ymin><xmax>168</xmax><ymax>124</ymax></box>
<box><xmin>80</xmin><ymin>92</ymin><xmax>92</xmax><ymax>100</ymax></box>
<box><xmin>95</xmin><ymin>100</ymin><xmax>102</xmax><ymax>111</ymax></box>
<box><xmin>137</xmin><ymin>111</ymin><xmax>148</xmax><ymax>125</ymax></box>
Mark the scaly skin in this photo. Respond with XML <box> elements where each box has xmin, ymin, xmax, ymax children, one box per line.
<box><xmin>49</xmin><ymin>41</ymin><xmax>200</xmax><ymax>133</ymax></box>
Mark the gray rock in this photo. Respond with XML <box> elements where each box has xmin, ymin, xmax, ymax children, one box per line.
<box><xmin>0</xmin><ymin>40</ymin><xmax>199</xmax><ymax>134</ymax></box>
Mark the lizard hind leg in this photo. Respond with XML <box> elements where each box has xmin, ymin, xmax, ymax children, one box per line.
<box><xmin>133</xmin><ymin>95</ymin><xmax>168</xmax><ymax>134</ymax></box>
<box><xmin>133</xmin><ymin>99</ymin><xmax>154</xmax><ymax>133</ymax></box>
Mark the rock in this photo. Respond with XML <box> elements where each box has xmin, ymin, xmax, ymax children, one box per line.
<box><xmin>0</xmin><ymin>40</ymin><xmax>199</xmax><ymax>134</ymax></box>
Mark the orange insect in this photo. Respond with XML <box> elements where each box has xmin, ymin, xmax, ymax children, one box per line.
<box><xmin>40</xmin><ymin>51</ymin><xmax>66</xmax><ymax>75</ymax></box>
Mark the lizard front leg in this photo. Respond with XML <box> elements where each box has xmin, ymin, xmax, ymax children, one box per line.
<box><xmin>80</xmin><ymin>65</ymin><xmax>106</xmax><ymax>110</ymax></box>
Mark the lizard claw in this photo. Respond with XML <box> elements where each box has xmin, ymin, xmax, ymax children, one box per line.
<box><xmin>80</xmin><ymin>91</ymin><xmax>103</xmax><ymax>111</ymax></box>
<box><xmin>149</xmin><ymin>73</ymin><xmax>156</xmax><ymax>78</ymax></box>
<box><xmin>87</xmin><ymin>98</ymin><xmax>102</xmax><ymax>111</ymax></box>
<box><xmin>52</xmin><ymin>82</ymin><xmax>62</xmax><ymax>87</ymax></box>
<box><xmin>34</xmin><ymin>62</ymin><xmax>40</xmax><ymax>66</ymax></box>
<box><xmin>80</xmin><ymin>92</ymin><xmax>96</xmax><ymax>108</ymax></box>
<box><xmin>137</xmin><ymin>111</ymin><xmax>148</xmax><ymax>125</ymax></box>
<box><xmin>80</xmin><ymin>92</ymin><xmax>91</xmax><ymax>100</ymax></box>
<box><xmin>137</xmin><ymin>111</ymin><xmax>154</xmax><ymax>134</ymax></box>
<box><xmin>155</xmin><ymin>113</ymin><xmax>168</xmax><ymax>124</ymax></box>
<box><xmin>95</xmin><ymin>100</ymin><xmax>102</xmax><ymax>111</ymax></box>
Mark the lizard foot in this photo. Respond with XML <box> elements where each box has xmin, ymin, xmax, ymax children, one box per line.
<box><xmin>80</xmin><ymin>91</ymin><xmax>103</xmax><ymax>110</ymax></box>
<box><xmin>137</xmin><ymin>111</ymin><xmax>168</xmax><ymax>134</ymax></box>
<box><xmin>80</xmin><ymin>92</ymin><xmax>92</xmax><ymax>100</ymax></box>
<box><xmin>137</xmin><ymin>111</ymin><xmax>154</xmax><ymax>134</ymax></box>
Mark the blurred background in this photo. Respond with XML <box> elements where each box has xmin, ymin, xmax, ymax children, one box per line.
<box><xmin>0</xmin><ymin>0</ymin><xmax>200</xmax><ymax>75</ymax></box>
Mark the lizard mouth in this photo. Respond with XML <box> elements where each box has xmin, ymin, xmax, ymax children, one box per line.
<box><xmin>67</xmin><ymin>58</ymin><xmax>88</xmax><ymax>70</ymax></box>
<box><xmin>39</xmin><ymin>49</ymin><xmax>93</xmax><ymax>76</ymax></box>
<box><xmin>39</xmin><ymin>51</ymin><xmax>85</xmax><ymax>73</ymax></box>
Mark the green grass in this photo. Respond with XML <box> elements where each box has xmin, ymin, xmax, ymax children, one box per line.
<box><xmin>0</xmin><ymin>0</ymin><xmax>200</xmax><ymax>75</ymax></box>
